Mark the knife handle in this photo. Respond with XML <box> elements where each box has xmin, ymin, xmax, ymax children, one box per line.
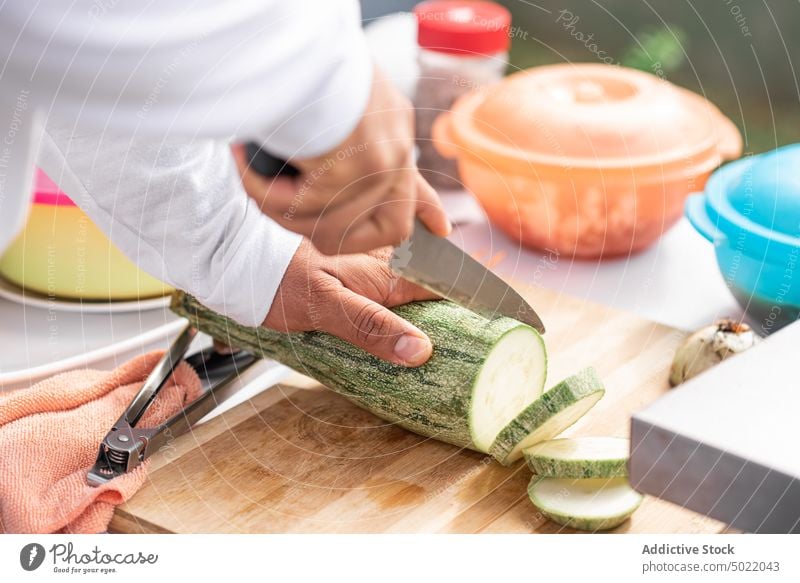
<box><xmin>244</xmin><ymin>143</ymin><xmax>299</xmax><ymax>178</ymax></box>
<box><xmin>244</xmin><ymin>144</ymin><xmax>432</xmax><ymax>248</ymax></box>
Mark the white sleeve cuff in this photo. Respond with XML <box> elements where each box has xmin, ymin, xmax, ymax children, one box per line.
<box><xmin>201</xmin><ymin>199</ymin><xmax>302</xmax><ymax>327</ymax></box>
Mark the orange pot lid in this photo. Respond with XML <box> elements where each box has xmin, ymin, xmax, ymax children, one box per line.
<box><xmin>446</xmin><ymin>64</ymin><xmax>741</xmax><ymax>174</ymax></box>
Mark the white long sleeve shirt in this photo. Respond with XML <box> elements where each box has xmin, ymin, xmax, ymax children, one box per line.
<box><xmin>0</xmin><ymin>0</ymin><xmax>373</xmax><ymax>326</ymax></box>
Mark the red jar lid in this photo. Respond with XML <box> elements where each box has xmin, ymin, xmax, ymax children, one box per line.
<box><xmin>414</xmin><ymin>1</ymin><xmax>511</xmax><ymax>56</ymax></box>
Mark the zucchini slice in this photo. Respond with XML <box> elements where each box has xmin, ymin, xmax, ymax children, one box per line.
<box><xmin>489</xmin><ymin>368</ymin><xmax>604</xmax><ymax>465</ymax></box>
<box><xmin>470</xmin><ymin>326</ymin><xmax>548</xmax><ymax>451</ymax></box>
<box><xmin>524</xmin><ymin>436</ymin><xmax>629</xmax><ymax>478</ymax></box>
<box><xmin>528</xmin><ymin>476</ymin><xmax>643</xmax><ymax>531</ymax></box>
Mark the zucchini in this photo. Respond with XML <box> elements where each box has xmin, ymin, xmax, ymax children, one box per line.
<box><xmin>528</xmin><ymin>476</ymin><xmax>643</xmax><ymax>531</ymax></box>
<box><xmin>172</xmin><ymin>293</ymin><xmax>546</xmax><ymax>452</ymax></box>
<box><xmin>489</xmin><ymin>368</ymin><xmax>604</xmax><ymax>465</ymax></box>
<box><xmin>524</xmin><ymin>437</ymin><xmax>629</xmax><ymax>478</ymax></box>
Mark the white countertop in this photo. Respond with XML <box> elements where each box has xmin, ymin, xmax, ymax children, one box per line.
<box><xmin>441</xmin><ymin>191</ymin><xmax>743</xmax><ymax>332</ymax></box>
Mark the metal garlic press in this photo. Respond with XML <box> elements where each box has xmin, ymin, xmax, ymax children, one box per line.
<box><xmin>87</xmin><ymin>320</ymin><xmax>257</xmax><ymax>486</ymax></box>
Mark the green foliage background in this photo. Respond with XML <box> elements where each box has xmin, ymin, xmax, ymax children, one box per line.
<box><xmin>501</xmin><ymin>0</ymin><xmax>800</xmax><ymax>154</ymax></box>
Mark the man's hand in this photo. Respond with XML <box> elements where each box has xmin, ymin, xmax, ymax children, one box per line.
<box><xmin>263</xmin><ymin>239</ymin><xmax>438</xmax><ymax>367</ymax></box>
<box><xmin>235</xmin><ymin>67</ymin><xmax>451</xmax><ymax>255</ymax></box>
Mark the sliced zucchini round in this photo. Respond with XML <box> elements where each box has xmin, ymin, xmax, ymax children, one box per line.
<box><xmin>470</xmin><ymin>326</ymin><xmax>548</xmax><ymax>452</ymax></box>
<box><xmin>489</xmin><ymin>368</ymin><xmax>605</xmax><ymax>465</ymax></box>
<box><xmin>524</xmin><ymin>436</ymin><xmax>629</xmax><ymax>478</ymax></box>
<box><xmin>528</xmin><ymin>476</ymin><xmax>643</xmax><ymax>531</ymax></box>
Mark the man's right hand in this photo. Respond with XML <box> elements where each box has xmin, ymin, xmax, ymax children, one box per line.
<box><xmin>235</xmin><ymin>67</ymin><xmax>451</xmax><ymax>256</ymax></box>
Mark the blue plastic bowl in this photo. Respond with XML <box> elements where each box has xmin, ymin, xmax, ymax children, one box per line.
<box><xmin>685</xmin><ymin>145</ymin><xmax>800</xmax><ymax>334</ymax></box>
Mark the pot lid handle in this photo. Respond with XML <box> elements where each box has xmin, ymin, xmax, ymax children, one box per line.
<box><xmin>715</xmin><ymin>114</ymin><xmax>744</xmax><ymax>162</ymax></box>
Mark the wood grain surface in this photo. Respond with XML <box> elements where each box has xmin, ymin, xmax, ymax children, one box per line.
<box><xmin>110</xmin><ymin>285</ymin><xmax>726</xmax><ymax>534</ymax></box>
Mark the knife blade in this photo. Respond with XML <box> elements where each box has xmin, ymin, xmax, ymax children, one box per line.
<box><xmin>391</xmin><ymin>219</ymin><xmax>545</xmax><ymax>333</ymax></box>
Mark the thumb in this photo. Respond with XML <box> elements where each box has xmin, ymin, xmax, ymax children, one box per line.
<box><xmin>320</xmin><ymin>288</ymin><xmax>433</xmax><ymax>367</ymax></box>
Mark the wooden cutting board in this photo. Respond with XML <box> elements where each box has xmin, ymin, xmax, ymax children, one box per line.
<box><xmin>110</xmin><ymin>285</ymin><xmax>728</xmax><ymax>534</ymax></box>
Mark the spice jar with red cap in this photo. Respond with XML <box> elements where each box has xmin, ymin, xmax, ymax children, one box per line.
<box><xmin>413</xmin><ymin>0</ymin><xmax>510</xmax><ymax>190</ymax></box>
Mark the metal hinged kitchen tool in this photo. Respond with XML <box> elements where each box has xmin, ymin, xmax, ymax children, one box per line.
<box><xmin>246</xmin><ymin>144</ymin><xmax>545</xmax><ymax>333</ymax></box>
<box><xmin>87</xmin><ymin>320</ymin><xmax>258</xmax><ymax>486</ymax></box>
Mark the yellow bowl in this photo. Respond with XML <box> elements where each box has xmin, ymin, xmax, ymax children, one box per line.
<box><xmin>0</xmin><ymin>201</ymin><xmax>171</xmax><ymax>301</ymax></box>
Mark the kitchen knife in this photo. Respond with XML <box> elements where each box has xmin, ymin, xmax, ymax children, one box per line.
<box><xmin>390</xmin><ymin>219</ymin><xmax>545</xmax><ymax>332</ymax></box>
<box><xmin>245</xmin><ymin>144</ymin><xmax>545</xmax><ymax>333</ymax></box>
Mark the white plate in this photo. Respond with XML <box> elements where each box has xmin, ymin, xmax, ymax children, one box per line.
<box><xmin>0</xmin><ymin>276</ymin><xmax>171</xmax><ymax>313</ymax></box>
<box><xmin>0</xmin><ymin>312</ymin><xmax>187</xmax><ymax>390</ymax></box>
<box><xmin>0</xmin><ymin>293</ymin><xmax>290</xmax><ymax>418</ymax></box>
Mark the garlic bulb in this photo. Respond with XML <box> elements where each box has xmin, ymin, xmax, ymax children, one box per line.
<box><xmin>669</xmin><ymin>319</ymin><xmax>759</xmax><ymax>386</ymax></box>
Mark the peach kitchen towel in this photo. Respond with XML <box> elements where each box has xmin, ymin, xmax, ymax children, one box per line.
<box><xmin>0</xmin><ymin>351</ymin><xmax>202</xmax><ymax>534</ymax></box>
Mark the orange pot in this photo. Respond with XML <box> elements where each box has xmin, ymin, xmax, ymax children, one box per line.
<box><xmin>433</xmin><ymin>64</ymin><xmax>743</xmax><ymax>258</ymax></box>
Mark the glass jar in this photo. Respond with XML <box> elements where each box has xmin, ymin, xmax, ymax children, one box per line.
<box><xmin>413</xmin><ymin>1</ymin><xmax>510</xmax><ymax>190</ymax></box>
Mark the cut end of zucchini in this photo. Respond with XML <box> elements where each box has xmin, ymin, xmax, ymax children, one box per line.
<box><xmin>470</xmin><ymin>326</ymin><xmax>547</xmax><ymax>452</ymax></box>
<box><xmin>528</xmin><ymin>476</ymin><xmax>643</xmax><ymax>532</ymax></box>
<box><xmin>524</xmin><ymin>436</ymin><xmax>630</xmax><ymax>478</ymax></box>
<box><xmin>489</xmin><ymin>368</ymin><xmax>605</xmax><ymax>465</ymax></box>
